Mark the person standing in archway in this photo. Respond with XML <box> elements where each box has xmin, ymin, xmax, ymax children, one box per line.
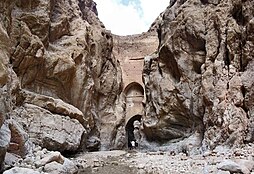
<box><xmin>133</xmin><ymin>120</ymin><xmax>141</xmax><ymax>149</ymax></box>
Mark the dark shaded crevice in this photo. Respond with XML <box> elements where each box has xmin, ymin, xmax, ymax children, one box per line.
<box><xmin>179</xmin><ymin>0</ymin><xmax>187</xmax><ymax>5</ymax></box>
<box><xmin>241</xmin><ymin>85</ymin><xmax>246</xmax><ymax>98</ymax></box>
<box><xmin>193</xmin><ymin>60</ymin><xmax>203</xmax><ymax>74</ymax></box>
<box><xmin>62</xmin><ymin>149</ymin><xmax>79</xmax><ymax>158</ymax></box>
<box><xmin>201</xmin><ymin>0</ymin><xmax>220</xmax><ymax>5</ymax></box>
<box><xmin>239</xmin><ymin>27</ymin><xmax>247</xmax><ymax>71</ymax></box>
<box><xmin>224</xmin><ymin>43</ymin><xmax>230</xmax><ymax>68</ymax></box>
<box><xmin>169</xmin><ymin>0</ymin><xmax>187</xmax><ymax>8</ymax></box>
<box><xmin>184</xmin><ymin>27</ymin><xmax>206</xmax><ymax>53</ymax></box>
<box><xmin>232</xmin><ymin>3</ymin><xmax>247</xmax><ymax>72</ymax></box>
<box><xmin>200</xmin><ymin>0</ymin><xmax>208</xmax><ymax>4</ymax></box>
<box><xmin>240</xmin><ymin>86</ymin><xmax>249</xmax><ymax>114</ymax></box>
<box><xmin>156</xmin><ymin>24</ymin><xmax>162</xmax><ymax>48</ymax></box>
<box><xmin>159</xmin><ymin>46</ymin><xmax>181</xmax><ymax>83</ymax></box>
<box><xmin>224</xmin><ymin>24</ymin><xmax>230</xmax><ymax>90</ymax></box>
<box><xmin>142</xmin><ymin>56</ymin><xmax>153</xmax><ymax>83</ymax></box>
<box><xmin>169</xmin><ymin>0</ymin><xmax>177</xmax><ymax>7</ymax></box>
<box><xmin>232</xmin><ymin>3</ymin><xmax>246</xmax><ymax>26</ymax></box>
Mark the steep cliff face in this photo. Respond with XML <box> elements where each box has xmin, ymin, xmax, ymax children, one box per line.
<box><xmin>0</xmin><ymin>0</ymin><xmax>122</xmax><ymax>170</ymax></box>
<box><xmin>143</xmin><ymin>0</ymin><xmax>254</xmax><ymax>151</ymax></box>
<box><xmin>1</xmin><ymin>0</ymin><xmax>254</xmax><ymax>172</ymax></box>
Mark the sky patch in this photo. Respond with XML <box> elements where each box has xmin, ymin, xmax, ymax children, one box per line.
<box><xmin>95</xmin><ymin>0</ymin><xmax>169</xmax><ymax>36</ymax></box>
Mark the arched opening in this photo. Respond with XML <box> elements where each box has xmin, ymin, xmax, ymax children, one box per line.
<box><xmin>125</xmin><ymin>115</ymin><xmax>142</xmax><ymax>149</ymax></box>
<box><xmin>124</xmin><ymin>82</ymin><xmax>144</xmax><ymax>122</ymax></box>
<box><xmin>124</xmin><ymin>82</ymin><xmax>144</xmax><ymax>96</ymax></box>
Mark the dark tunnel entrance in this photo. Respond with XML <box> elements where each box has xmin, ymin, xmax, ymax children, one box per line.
<box><xmin>125</xmin><ymin>115</ymin><xmax>142</xmax><ymax>149</ymax></box>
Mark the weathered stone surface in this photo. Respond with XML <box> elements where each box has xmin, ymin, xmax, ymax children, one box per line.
<box><xmin>0</xmin><ymin>20</ymin><xmax>10</xmax><ymax>87</ymax></box>
<box><xmin>3</xmin><ymin>167</ymin><xmax>41</xmax><ymax>174</ymax></box>
<box><xmin>0</xmin><ymin>0</ymin><xmax>122</xmax><ymax>154</ymax></box>
<box><xmin>22</xmin><ymin>90</ymin><xmax>89</xmax><ymax>129</ymax></box>
<box><xmin>43</xmin><ymin>158</ymin><xmax>78</xmax><ymax>174</ymax></box>
<box><xmin>49</xmin><ymin>17</ymin><xmax>70</xmax><ymax>43</ymax></box>
<box><xmin>242</xmin><ymin>60</ymin><xmax>254</xmax><ymax>142</ymax></box>
<box><xmin>73</xmin><ymin>144</ymin><xmax>254</xmax><ymax>174</ymax></box>
<box><xmin>4</xmin><ymin>153</ymin><xmax>22</xmax><ymax>168</ymax></box>
<box><xmin>14</xmin><ymin>104</ymin><xmax>85</xmax><ymax>152</ymax></box>
<box><xmin>143</xmin><ymin>0</ymin><xmax>254</xmax><ymax>150</ymax></box>
<box><xmin>0</xmin><ymin>123</ymin><xmax>11</xmax><ymax>172</ymax></box>
<box><xmin>7</xmin><ymin>120</ymin><xmax>33</xmax><ymax>157</ymax></box>
<box><xmin>35</xmin><ymin>151</ymin><xmax>64</xmax><ymax>167</ymax></box>
<box><xmin>86</xmin><ymin>136</ymin><xmax>101</xmax><ymax>151</ymax></box>
<box><xmin>217</xmin><ymin>159</ymin><xmax>254</xmax><ymax>174</ymax></box>
<box><xmin>0</xmin><ymin>62</ymin><xmax>8</xmax><ymax>87</ymax></box>
<box><xmin>0</xmin><ymin>2</ymin><xmax>253</xmax><ymax>174</ymax></box>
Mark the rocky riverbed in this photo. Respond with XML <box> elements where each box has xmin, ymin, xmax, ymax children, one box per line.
<box><xmin>76</xmin><ymin>144</ymin><xmax>254</xmax><ymax>174</ymax></box>
<box><xmin>6</xmin><ymin>144</ymin><xmax>254</xmax><ymax>174</ymax></box>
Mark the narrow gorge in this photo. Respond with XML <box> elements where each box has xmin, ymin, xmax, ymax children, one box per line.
<box><xmin>0</xmin><ymin>0</ymin><xmax>253</xmax><ymax>173</ymax></box>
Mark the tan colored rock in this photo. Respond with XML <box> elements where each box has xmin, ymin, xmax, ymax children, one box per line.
<box><xmin>14</xmin><ymin>104</ymin><xmax>85</xmax><ymax>152</ymax></box>
<box><xmin>0</xmin><ymin>62</ymin><xmax>8</xmax><ymax>87</ymax></box>
<box><xmin>49</xmin><ymin>17</ymin><xmax>70</xmax><ymax>43</ymax></box>
<box><xmin>142</xmin><ymin>0</ymin><xmax>254</xmax><ymax>150</ymax></box>
<box><xmin>0</xmin><ymin>21</ymin><xmax>10</xmax><ymax>87</ymax></box>
<box><xmin>0</xmin><ymin>0</ymin><xmax>122</xmax><ymax>152</ymax></box>
<box><xmin>242</xmin><ymin>61</ymin><xmax>254</xmax><ymax>142</ymax></box>
<box><xmin>23</xmin><ymin>90</ymin><xmax>89</xmax><ymax>129</ymax></box>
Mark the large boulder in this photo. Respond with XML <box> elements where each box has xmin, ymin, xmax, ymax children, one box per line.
<box><xmin>14</xmin><ymin>104</ymin><xmax>85</xmax><ymax>152</ymax></box>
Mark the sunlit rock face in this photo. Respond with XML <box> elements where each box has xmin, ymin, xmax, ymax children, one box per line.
<box><xmin>0</xmin><ymin>0</ymin><xmax>122</xmax><ymax>168</ymax></box>
<box><xmin>143</xmin><ymin>0</ymin><xmax>254</xmax><ymax>151</ymax></box>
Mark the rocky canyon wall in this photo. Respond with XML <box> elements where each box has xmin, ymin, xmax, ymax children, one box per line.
<box><xmin>142</xmin><ymin>0</ymin><xmax>254</xmax><ymax>153</ymax></box>
<box><xmin>0</xmin><ymin>0</ymin><xmax>122</xmax><ymax>171</ymax></box>
<box><xmin>0</xmin><ymin>0</ymin><xmax>254</xmax><ymax>172</ymax></box>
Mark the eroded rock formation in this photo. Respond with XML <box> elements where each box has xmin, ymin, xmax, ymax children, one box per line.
<box><xmin>0</xmin><ymin>0</ymin><xmax>254</xmax><ymax>172</ymax></box>
<box><xmin>0</xmin><ymin>0</ymin><xmax>122</xmax><ymax>171</ymax></box>
<box><xmin>143</xmin><ymin>0</ymin><xmax>254</xmax><ymax>152</ymax></box>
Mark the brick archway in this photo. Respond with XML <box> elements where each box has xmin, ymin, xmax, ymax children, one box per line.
<box><xmin>123</xmin><ymin>82</ymin><xmax>144</xmax><ymax>124</ymax></box>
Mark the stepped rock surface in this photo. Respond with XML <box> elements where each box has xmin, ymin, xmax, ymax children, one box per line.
<box><xmin>0</xmin><ymin>0</ymin><xmax>253</xmax><ymax>173</ymax></box>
